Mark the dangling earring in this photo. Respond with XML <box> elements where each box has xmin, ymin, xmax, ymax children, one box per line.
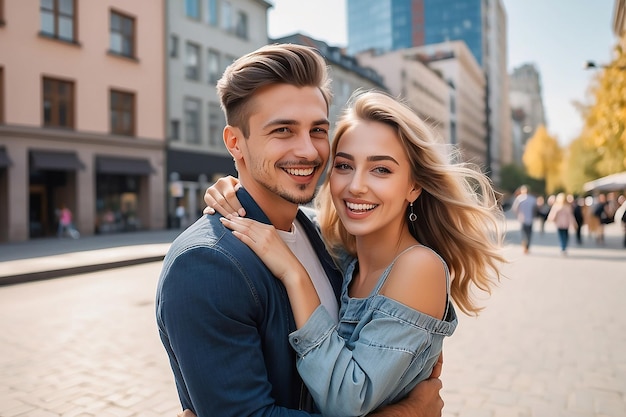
<box><xmin>408</xmin><ymin>201</ymin><xmax>417</xmax><ymax>222</ymax></box>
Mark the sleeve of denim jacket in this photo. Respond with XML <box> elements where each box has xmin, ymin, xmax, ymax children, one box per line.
<box><xmin>158</xmin><ymin>246</ymin><xmax>319</xmax><ymax>417</ymax></box>
<box><xmin>288</xmin><ymin>305</ymin><xmax>436</xmax><ymax>417</ymax></box>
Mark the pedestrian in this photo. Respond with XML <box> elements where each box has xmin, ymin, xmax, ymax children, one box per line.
<box><xmin>512</xmin><ymin>185</ymin><xmax>537</xmax><ymax>254</ymax></box>
<box><xmin>547</xmin><ymin>193</ymin><xmax>575</xmax><ymax>255</ymax></box>
<box><xmin>214</xmin><ymin>90</ymin><xmax>506</xmax><ymax>416</ymax></box>
<box><xmin>591</xmin><ymin>193</ymin><xmax>611</xmax><ymax>244</ymax></box>
<box><xmin>57</xmin><ymin>205</ymin><xmax>79</xmax><ymax>239</ymax></box>
<box><xmin>536</xmin><ymin>195</ymin><xmax>550</xmax><ymax>235</ymax></box>
<box><xmin>156</xmin><ymin>44</ymin><xmax>444</xmax><ymax>417</ymax></box>
<box><xmin>175</xmin><ymin>203</ymin><xmax>186</xmax><ymax>229</ymax></box>
<box><xmin>614</xmin><ymin>194</ymin><xmax>626</xmax><ymax>248</ymax></box>
<box><xmin>572</xmin><ymin>196</ymin><xmax>585</xmax><ymax>245</ymax></box>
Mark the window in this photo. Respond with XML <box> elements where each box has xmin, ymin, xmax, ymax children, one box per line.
<box><xmin>221</xmin><ymin>1</ymin><xmax>233</xmax><ymax>32</ymax></box>
<box><xmin>208</xmin><ymin>102</ymin><xmax>224</xmax><ymax>146</ymax></box>
<box><xmin>40</xmin><ymin>0</ymin><xmax>77</xmax><ymax>42</ymax></box>
<box><xmin>43</xmin><ymin>77</ymin><xmax>74</xmax><ymax>128</ymax></box>
<box><xmin>110</xmin><ymin>10</ymin><xmax>135</xmax><ymax>58</ymax></box>
<box><xmin>185</xmin><ymin>42</ymin><xmax>201</xmax><ymax>80</ymax></box>
<box><xmin>185</xmin><ymin>0</ymin><xmax>200</xmax><ymax>20</ymax></box>
<box><xmin>170</xmin><ymin>119</ymin><xmax>180</xmax><ymax>141</ymax></box>
<box><xmin>220</xmin><ymin>54</ymin><xmax>236</xmax><ymax>77</ymax></box>
<box><xmin>184</xmin><ymin>98</ymin><xmax>201</xmax><ymax>144</ymax></box>
<box><xmin>110</xmin><ymin>89</ymin><xmax>135</xmax><ymax>136</ymax></box>
<box><xmin>234</xmin><ymin>11</ymin><xmax>248</xmax><ymax>39</ymax></box>
<box><xmin>170</xmin><ymin>34</ymin><xmax>179</xmax><ymax>58</ymax></box>
<box><xmin>204</xmin><ymin>0</ymin><xmax>218</xmax><ymax>26</ymax></box>
<box><xmin>207</xmin><ymin>49</ymin><xmax>220</xmax><ymax>85</ymax></box>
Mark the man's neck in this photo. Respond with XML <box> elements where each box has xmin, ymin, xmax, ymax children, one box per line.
<box><xmin>240</xmin><ymin>181</ymin><xmax>299</xmax><ymax>232</ymax></box>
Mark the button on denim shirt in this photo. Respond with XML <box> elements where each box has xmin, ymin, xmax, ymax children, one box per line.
<box><xmin>289</xmin><ymin>245</ymin><xmax>458</xmax><ymax>417</ymax></box>
<box><xmin>156</xmin><ymin>189</ymin><xmax>342</xmax><ymax>416</ymax></box>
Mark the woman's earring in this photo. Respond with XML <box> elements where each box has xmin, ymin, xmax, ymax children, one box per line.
<box><xmin>408</xmin><ymin>202</ymin><xmax>417</xmax><ymax>222</ymax></box>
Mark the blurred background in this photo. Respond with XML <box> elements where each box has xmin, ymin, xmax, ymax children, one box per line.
<box><xmin>0</xmin><ymin>0</ymin><xmax>624</xmax><ymax>244</ymax></box>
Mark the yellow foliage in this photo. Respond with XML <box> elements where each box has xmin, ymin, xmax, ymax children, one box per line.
<box><xmin>522</xmin><ymin>125</ymin><xmax>563</xmax><ymax>193</ymax></box>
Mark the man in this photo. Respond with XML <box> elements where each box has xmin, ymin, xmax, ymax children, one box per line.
<box><xmin>512</xmin><ymin>185</ymin><xmax>537</xmax><ymax>254</ymax></box>
<box><xmin>156</xmin><ymin>43</ymin><xmax>443</xmax><ymax>416</ymax></box>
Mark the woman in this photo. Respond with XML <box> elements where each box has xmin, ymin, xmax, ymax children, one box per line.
<box><xmin>547</xmin><ymin>193</ymin><xmax>575</xmax><ymax>255</ymax></box>
<box><xmin>210</xmin><ymin>91</ymin><xmax>505</xmax><ymax>416</ymax></box>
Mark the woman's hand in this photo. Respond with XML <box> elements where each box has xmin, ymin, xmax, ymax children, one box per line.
<box><xmin>203</xmin><ymin>176</ymin><xmax>245</xmax><ymax>217</ymax></box>
<box><xmin>220</xmin><ymin>216</ymin><xmax>302</xmax><ymax>282</ymax></box>
<box><xmin>220</xmin><ymin>215</ymin><xmax>321</xmax><ymax>328</ymax></box>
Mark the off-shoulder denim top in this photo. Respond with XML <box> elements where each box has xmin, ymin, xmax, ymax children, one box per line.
<box><xmin>289</xmin><ymin>245</ymin><xmax>458</xmax><ymax>417</ymax></box>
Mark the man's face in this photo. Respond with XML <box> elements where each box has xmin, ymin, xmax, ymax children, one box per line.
<box><xmin>234</xmin><ymin>84</ymin><xmax>330</xmax><ymax>206</ymax></box>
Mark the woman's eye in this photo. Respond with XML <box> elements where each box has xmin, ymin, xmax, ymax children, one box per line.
<box><xmin>373</xmin><ymin>166</ymin><xmax>392</xmax><ymax>174</ymax></box>
<box><xmin>334</xmin><ymin>162</ymin><xmax>351</xmax><ymax>170</ymax></box>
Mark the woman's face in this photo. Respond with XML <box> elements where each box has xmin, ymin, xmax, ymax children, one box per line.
<box><xmin>329</xmin><ymin>119</ymin><xmax>419</xmax><ymax>238</ymax></box>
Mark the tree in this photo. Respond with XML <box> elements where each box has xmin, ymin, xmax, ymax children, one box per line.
<box><xmin>578</xmin><ymin>45</ymin><xmax>626</xmax><ymax>179</ymax></box>
<box><xmin>522</xmin><ymin>124</ymin><xmax>562</xmax><ymax>194</ymax></box>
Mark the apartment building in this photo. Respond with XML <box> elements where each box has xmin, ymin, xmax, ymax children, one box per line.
<box><xmin>0</xmin><ymin>0</ymin><xmax>166</xmax><ymax>242</ymax></box>
<box><xmin>165</xmin><ymin>0</ymin><xmax>271</xmax><ymax>225</ymax></box>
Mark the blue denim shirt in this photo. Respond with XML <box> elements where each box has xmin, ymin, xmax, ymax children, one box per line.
<box><xmin>288</xmin><ymin>245</ymin><xmax>458</xmax><ymax>417</ymax></box>
<box><xmin>156</xmin><ymin>189</ymin><xmax>342</xmax><ymax>416</ymax></box>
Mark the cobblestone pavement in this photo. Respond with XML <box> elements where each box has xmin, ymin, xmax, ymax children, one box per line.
<box><xmin>0</xmin><ymin>221</ymin><xmax>625</xmax><ymax>417</ymax></box>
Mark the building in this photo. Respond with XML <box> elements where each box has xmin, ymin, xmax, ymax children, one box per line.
<box><xmin>272</xmin><ymin>33</ymin><xmax>387</xmax><ymax>134</ymax></box>
<box><xmin>346</xmin><ymin>0</ymin><xmax>512</xmax><ymax>182</ymax></box>
<box><xmin>165</xmin><ymin>0</ymin><xmax>271</xmax><ymax>227</ymax></box>
<box><xmin>509</xmin><ymin>63</ymin><xmax>546</xmax><ymax>164</ymax></box>
<box><xmin>355</xmin><ymin>48</ymin><xmax>451</xmax><ymax>146</ymax></box>
<box><xmin>0</xmin><ymin>0</ymin><xmax>166</xmax><ymax>242</ymax></box>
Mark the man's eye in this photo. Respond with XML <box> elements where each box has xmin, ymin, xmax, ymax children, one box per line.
<box><xmin>273</xmin><ymin>127</ymin><xmax>291</xmax><ymax>134</ymax></box>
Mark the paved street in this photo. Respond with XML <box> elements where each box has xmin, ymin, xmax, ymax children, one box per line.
<box><xmin>0</xmin><ymin>220</ymin><xmax>625</xmax><ymax>416</ymax></box>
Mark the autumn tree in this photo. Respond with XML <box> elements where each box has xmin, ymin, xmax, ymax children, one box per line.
<box><xmin>572</xmin><ymin>45</ymin><xmax>626</xmax><ymax>183</ymax></box>
<box><xmin>522</xmin><ymin>124</ymin><xmax>562</xmax><ymax>194</ymax></box>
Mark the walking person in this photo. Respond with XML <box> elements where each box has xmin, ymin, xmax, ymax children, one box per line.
<box><xmin>547</xmin><ymin>193</ymin><xmax>575</xmax><ymax>255</ymax></box>
<box><xmin>57</xmin><ymin>205</ymin><xmax>79</xmax><ymax>239</ymax></box>
<box><xmin>512</xmin><ymin>185</ymin><xmax>537</xmax><ymax>254</ymax></box>
<box><xmin>572</xmin><ymin>196</ymin><xmax>585</xmax><ymax>245</ymax></box>
<box><xmin>205</xmin><ymin>91</ymin><xmax>506</xmax><ymax>416</ymax></box>
<box><xmin>156</xmin><ymin>44</ymin><xmax>444</xmax><ymax>417</ymax></box>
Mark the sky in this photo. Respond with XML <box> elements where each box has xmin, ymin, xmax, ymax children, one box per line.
<box><xmin>267</xmin><ymin>0</ymin><xmax>618</xmax><ymax>145</ymax></box>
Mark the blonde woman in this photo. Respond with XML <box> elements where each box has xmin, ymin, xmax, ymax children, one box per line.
<box><xmin>212</xmin><ymin>91</ymin><xmax>505</xmax><ymax>416</ymax></box>
<box><xmin>547</xmin><ymin>193</ymin><xmax>576</xmax><ymax>255</ymax></box>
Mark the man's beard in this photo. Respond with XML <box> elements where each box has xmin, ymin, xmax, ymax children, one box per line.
<box><xmin>263</xmin><ymin>181</ymin><xmax>317</xmax><ymax>205</ymax></box>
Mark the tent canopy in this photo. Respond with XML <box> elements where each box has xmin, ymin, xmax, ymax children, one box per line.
<box><xmin>583</xmin><ymin>171</ymin><xmax>626</xmax><ymax>192</ymax></box>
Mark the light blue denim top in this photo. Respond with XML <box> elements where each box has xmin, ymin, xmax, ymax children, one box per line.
<box><xmin>289</xmin><ymin>245</ymin><xmax>458</xmax><ymax>417</ymax></box>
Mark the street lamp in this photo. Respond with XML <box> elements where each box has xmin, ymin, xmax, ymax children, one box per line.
<box><xmin>584</xmin><ymin>60</ymin><xmax>626</xmax><ymax>70</ymax></box>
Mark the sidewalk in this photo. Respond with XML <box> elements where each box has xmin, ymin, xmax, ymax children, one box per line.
<box><xmin>1</xmin><ymin>214</ymin><xmax>624</xmax><ymax>286</ymax></box>
<box><xmin>0</xmin><ymin>229</ymin><xmax>182</xmax><ymax>286</ymax></box>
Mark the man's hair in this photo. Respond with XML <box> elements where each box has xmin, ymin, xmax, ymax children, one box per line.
<box><xmin>216</xmin><ymin>43</ymin><xmax>333</xmax><ymax>138</ymax></box>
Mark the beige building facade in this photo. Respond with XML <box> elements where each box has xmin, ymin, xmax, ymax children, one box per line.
<box><xmin>0</xmin><ymin>0</ymin><xmax>166</xmax><ymax>242</ymax></box>
<box><xmin>356</xmin><ymin>49</ymin><xmax>450</xmax><ymax>144</ymax></box>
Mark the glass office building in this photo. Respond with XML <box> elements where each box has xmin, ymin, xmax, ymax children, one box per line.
<box><xmin>348</xmin><ymin>0</ymin><xmax>484</xmax><ymax>66</ymax></box>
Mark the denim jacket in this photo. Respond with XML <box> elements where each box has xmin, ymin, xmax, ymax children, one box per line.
<box><xmin>156</xmin><ymin>188</ymin><xmax>342</xmax><ymax>416</ymax></box>
<box><xmin>289</xmin><ymin>245</ymin><xmax>458</xmax><ymax>417</ymax></box>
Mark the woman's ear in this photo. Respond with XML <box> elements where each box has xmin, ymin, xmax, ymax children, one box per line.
<box><xmin>224</xmin><ymin>126</ymin><xmax>244</xmax><ymax>160</ymax></box>
<box><xmin>408</xmin><ymin>184</ymin><xmax>422</xmax><ymax>203</ymax></box>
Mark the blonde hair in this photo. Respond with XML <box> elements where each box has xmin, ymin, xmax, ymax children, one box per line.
<box><xmin>315</xmin><ymin>90</ymin><xmax>506</xmax><ymax>315</ymax></box>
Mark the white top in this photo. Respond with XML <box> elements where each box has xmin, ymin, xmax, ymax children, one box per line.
<box><xmin>277</xmin><ymin>219</ymin><xmax>339</xmax><ymax>322</ymax></box>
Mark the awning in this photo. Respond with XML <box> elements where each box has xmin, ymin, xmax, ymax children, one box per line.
<box><xmin>167</xmin><ymin>149</ymin><xmax>236</xmax><ymax>181</ymax></box>
<box><xmin>96</xmin><ymin>156</ymin><xmax>155</xmax><ymax>175</ymax></box>
<box><xmin>583</xmin><ymin>171</ymin><xmax>626</xmax><ymax>192</ymax></box>
<box><xmin>0</xmin><ymin>147</ymin><xmax>11</xmax><ymax>168</ymax></box>
<box><xmin>30</xmin><ymin>150</ymin><xmax>85</xmax><ymax>171</ymax></box>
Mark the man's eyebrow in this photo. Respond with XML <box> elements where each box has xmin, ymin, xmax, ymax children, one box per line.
<box><xmin>335</xmin><ymin>152</ymin><xmax>399</xmax><ymax>165</ymax></box>
<box><xmin>263</xmin><ymin>118</ymin><xmax>330</xmax><ymax>129</ymax></box>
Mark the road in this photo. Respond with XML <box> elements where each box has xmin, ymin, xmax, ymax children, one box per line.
<box><xmin>0</xmin><ymin>221</ymin><xmax>625</xmax><ymax>416</ymax></box>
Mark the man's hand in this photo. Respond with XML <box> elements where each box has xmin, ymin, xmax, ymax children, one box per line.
<box><xmin>369</xmin><ymin>353</ymin><xmax>444</xmax><ymax>417</ymax></box>
<box><xmin>177</xmin><ymin>410</ymin><xmax>196</xmax><ymax>417</ymax></box>
<box><xmin>203</xmin><ymin>176</ymin><xmax>244</xmax><ymax>217</ymax></box>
